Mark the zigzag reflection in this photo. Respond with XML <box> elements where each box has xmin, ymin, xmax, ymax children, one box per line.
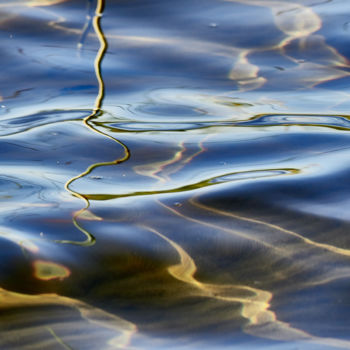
<box><xmin>62</xmin><ymin>0</ymin><xmax>130</xmax><ymax>246</ymax></box>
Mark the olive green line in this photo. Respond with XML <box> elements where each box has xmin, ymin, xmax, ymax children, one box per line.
<box><xmin>80</xmin><ymin>168</ymin><xmax>298</xmax><ymax>201</ymax></box>
<box><xmin>61</xmin><ymin>0</ymin><xmax>130</xmax><ymax>246</ymax></box>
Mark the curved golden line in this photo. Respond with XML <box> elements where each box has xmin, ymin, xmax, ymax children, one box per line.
<box><xmin>191</xmin><ymin>198</ymin><xmax>350</xmax><ymax>258</ymax></box>
<box><xmin>133</xmin><ymin>143</ymin><xmax>185</xmax><ymax>183</ymax></box>
<box><xmin>141</xmin><ymin>225</ymin><xmax>268</xmax><ymax>306</ymax></box>
<box><xmin>134</xmin><ymin>137</ymin><xmax>208</xmax><ymax>183</ymax></box>
<box><xmin>61</xmin><ymin>0</ymin><xmax>130</xmax><ymax>246</ymax></box>
<box><xmin>142</xmin><ymin>223</ymin><xmax>350</xmax><ymax>348</ymax></box>
<box><xmin>140</xmin><ymin>225</ymin><xmax>316</xmax><ymax>343</ymax></box>
<box><xmin>153</xmin><ymin>137</ymin><xmax>209</xmax><ymax>181</ymax></box>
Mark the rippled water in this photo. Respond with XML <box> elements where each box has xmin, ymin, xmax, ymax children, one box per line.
<box><xmin>1</xmin><ymin>0</ymin><xmax>350</xmax><ymax>349</ymax></box>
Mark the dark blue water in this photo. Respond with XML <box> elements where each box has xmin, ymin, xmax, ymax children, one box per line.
<box><xmin>1</xmin><ymin>0</ymin><xmax>350</xmax><ymax>349</ymax></box>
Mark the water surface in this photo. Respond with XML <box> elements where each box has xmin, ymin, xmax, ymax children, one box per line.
<box><xmin>1</xmin><ymin>0</ymin><xmax>350</xmax><ymax>349</ymax></box>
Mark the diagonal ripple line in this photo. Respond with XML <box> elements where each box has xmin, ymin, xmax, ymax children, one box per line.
<box><xmin>78</xmin><ymin>0</ymin><xmax>94</xmax><ymax>50</ymax></box>
<box><xmin>46</xmin><ymin>327</ymin><xmax>75</xmax><ymax>350</ymax></box>
<box><xmin>190</xmin><ymin>198</ymin><xmax>350</xmax><ymax>258</ymax></box>
<box><xmin>61</xmin><ymin>0</ymin><xmax>130</xmax><ymax>246</ymax></box>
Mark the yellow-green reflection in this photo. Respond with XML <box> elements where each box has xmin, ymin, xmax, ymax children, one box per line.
<box><xmin>33</xmin><ymin>260</ymin><xmax>70</xmax><ymax>281</ymax></box>
<box><xmin>62</xmin><ymin>0</ymin><xmax>130</xmax><ymax>246</ymax></box>
<box><xmin>81</xmin><ymin>168</ymin><xmax>299</xmax><ymax>201</ymax></box>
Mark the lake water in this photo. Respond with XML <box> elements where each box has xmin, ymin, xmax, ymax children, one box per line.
<box><xmin>1</xmin><ymin>0</ymin><xmax>350</xmax><ymax>349</ymax></box>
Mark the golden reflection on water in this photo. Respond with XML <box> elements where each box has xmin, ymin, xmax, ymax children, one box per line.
<box><xmin>228</xmin><ymin>0</ymin><xmax>350</xmax><ymax>91</ymax></box>
<box><xmin>33</xmin><ymin>260</ymin><xmax>70</xmax><ymax>281</ymax></box>
<box><xmin>11</xmin><ymin>0</ymin><xmax>345</xmax><ymax>111</ymax></box>
<box><xmin>27</xmin><ymin>0</ymin><xmax>350</xmax><ymax>94</ymax></box>
<box><xmin>0</xmin><ymin>287</ymin><xmax>136</xmax><ymax>349</ymax></box>
<box><xmin>62</xmin><ymin>0</ymin><xmax>130</xmax><ymax>246</ymax></box>
<box><xmin>2</xmin><ymin>0</ymin><xmax>350</xmax><ymax>349</ymax></box>
<box><xmin>53</xmin><ymin>0</ymin><xmax>350</xmax><ymax>345</ymax></box>
<box><xmin>134</xmin><ymin>138</ymin><xmax>209</xmax><ymax>183</ymax></box>
<box><xmin>141</xmin><ymin>224</ymin><xmax>298</xmax><ymax>339</ymax></box>
<box><xmin>141</xmin><ymin>208</ymin><xmax>350</xmax><ymax>348</ymax></box>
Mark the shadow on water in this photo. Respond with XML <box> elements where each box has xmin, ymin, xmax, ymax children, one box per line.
<box><xmin>1</xmin><ymin>0</ymin><xmax>350</xmax><ymax>349</ymax></box>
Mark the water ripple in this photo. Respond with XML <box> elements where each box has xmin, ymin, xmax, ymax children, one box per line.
<box><xmin>1</xmin><ymin>0</ymin><xmax>350</xmax><ymax>349</ymax></box>
<box><xmin>237</xmin><ymin>113</ymin><xmax>350</xmax><ymax>130</ymax></box>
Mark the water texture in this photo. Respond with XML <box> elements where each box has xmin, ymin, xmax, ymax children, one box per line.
<box><xmin>1</xmin><ymin>0</ymin><xmax>350</xmax><ymax>349</ymax></box>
